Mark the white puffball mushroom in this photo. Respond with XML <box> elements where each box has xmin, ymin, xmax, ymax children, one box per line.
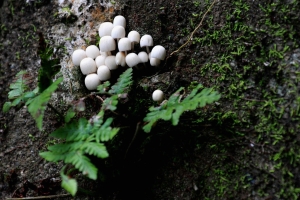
<box><xmin>72</xmin><ymin>49</ymin><xmax>87</xmax><ymax>66</ymax></box>
<box><xmin>138</xmin><ymin>51</ymin><xmax>148</xmax><ymax>63</ymax></box>
<box><xmin>99</xmin><ymin>22</ymin><xmax>114</xmax><ymax>37</ymax></box>
<box><xmin>126</xmin><ymin>53</ymin><xmax>141</xmax><ymax>67</ymax></box>
<box><xmin>118</xmin><ymin>37</ymin><xmax>131</xmax><ymax>55</ymax></box>
<box><xmin>85</xmin><ymin>74</ymin><xmax>101</xmax><ymax>90</ymax></box>
<box><xmin>111</xmin><ymin>26</ymin><xmax>125</xmax><ymax>42</ymax></box>
<box><xmin>150</xmin><ymin>45</ymin><xmax>166</xmax><ymax>60</ymax></box>
<box><xmin>140</xmin><ymin>34</ymin><xmax>153</xmax><ymax>53</ymax></box>
<box><xmin>95</xmin><ymin>55</ymin><xmax>107</xmax><ymax>68</ymax></box>
<box><xmin>128</xmin><ymin>30</ymin><xmax>140</xmax><ymax>50</ymax></box>
<box><xmin>152</xmin><ymin>89</ymin><xmax>164</xmax><ymax>102</ymax></box>
<box><xmin>80</xmin><ymin>57</ymin><xmax>97</xmax><ymax>75</ymax></box>
<box><xmin>105</xmin><ymin>55</ymin><xmax>118</xmax><ymax>70</ymax></box>
<box><xmin>113</xmin><ymin>15</ymin><xmax>126</xmax><ymax>28</ymax></box>
<box><xmin>100</xmin><ymin>36</ymin><xmax>116</xmax><ymax>56</ymax></box>
<box><xmin>97</xmin><ymin>65</ymin><xmax>111</xmax><ymax>81</ymax></box>
<box><xmin>86</xmin><ymin>45</ymin><xmax>100</xmax><ymax>59</ymax></box>
<box><xmin>116</xmin><ymin>52</ymin><xmax>126</xmax><ymax>67</ymax></box>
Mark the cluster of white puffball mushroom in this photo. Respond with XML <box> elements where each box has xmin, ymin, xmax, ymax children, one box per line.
<box><xmin>71</xmin><ymin>15</ymin><xmax>166</xmax><ymax>101</ymax></box>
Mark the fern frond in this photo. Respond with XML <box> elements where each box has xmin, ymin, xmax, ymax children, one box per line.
<box><xmin>27</xmin><ymin>77</ymin><xmax>63</xmax><ymax>130</ymax></box>
<box><xmin>94</xmin><ymin>117</ymin><xmax>119</xmax><ymax>142</ymax></box>
<box><xmin>50</xmin><ymin>118</ymin><xmax>90</xmax><ymax>141</ymax></box>
<box><xmin>65</xmin><ymin>153</ymin><xmax>98</xmax><ymax>180</ymax></box>
<box><xmin>109</xmin><ymin>68</ymin><xmax>133</xmax><ymax>94</ymax></box>
<box><xmin>3</xmin><ymin>71</ymin><xmax>39</xmax><ymax>112</ymax></box>
<box><xmin>82</xmin><ymin>142</ymin><xmax>109</xmax><ymax>158</ymax></box>
<box><xmin>143</xmin><ymin>84</ymin><xmax>221</xmax><ymax>133</ymax></box>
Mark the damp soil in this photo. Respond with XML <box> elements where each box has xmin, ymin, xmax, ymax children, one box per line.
<box><xmin>1</xmin><ymin>0</ymin><xmax>300</xmax><ymax>199</ymax></box>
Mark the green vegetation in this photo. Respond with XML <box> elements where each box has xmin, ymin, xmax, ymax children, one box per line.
<box><xmin>179</xmin><ymin>0</ymin><xmax>300</xmax><ymax>199</ymax></box>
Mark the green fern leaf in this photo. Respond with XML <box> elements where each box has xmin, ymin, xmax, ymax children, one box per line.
<box><xmin>82</xmin><ymin>142</ymin><xmax>109</xmax><ymax>158</ymax></box>
<box><xmin>143</xmin><ymin>85</ymin><xmax>221</xmax><ymax>133</ymax></box>
<box><xmin>94</xmin><ymin>117</ymin><xmax>119</xmax><ymax>142</ymax></box>
<box><xmin>61</xmin><ymin>169</ymin><xmax>78</xmax><ymax>196</ymax></box>
<box><xmin>109</xmin><ymin>68</ymin><xmax>133</xmax><ymax>94</ymax></box>
<box><xmin>97</xmin><ymin>81</ymin><xmax>110</xmax><ymax>94</ymax></box>
<box><xmin>102</xmin><ymin>95</ymin><xmax>118</xmax><ymax>111</ymax></box>
<box><xmin>65</xmin><ymin>153</ymin><xmax>98</xmax><ymax>180</ymax></box>
<box><xmin>39</xmin><ymin>151</ymin><xmax>71</xmax><ymax>162</ymax></box>
<box><xmin>50</xmin><ymin>118</ymin><xmax>90</xmax><ymax>141</ymax></box>
<box><xmin>27</xmin><ymin>77</ymin><xmax>63</xmax><ymax>130</ymax></box>
<box><xmin>47</xmin><ymin>141</ymin><xmax>84</xmax><ymax>153</ymax></box>
<box><xmin>8</xmin><ymin>70</ymin><xmax>29</xmax><ymax>99</ymax></box>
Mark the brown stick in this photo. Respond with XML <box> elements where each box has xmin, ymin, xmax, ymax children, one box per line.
<box><xmin>170</xmin><ymin>0</ymin><xmax>217</xmax><ymax>56</ymax></box>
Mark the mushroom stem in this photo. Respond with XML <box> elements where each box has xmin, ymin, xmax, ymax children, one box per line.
<box><xmin>131</xmin><ymin>42</ymin><xmax>134</xmax><ymax>51</ymax></box>
<box><xmin>146</xmin><ymin>46</ymin><xmax>150</xmax><ymax>54</ymax></box>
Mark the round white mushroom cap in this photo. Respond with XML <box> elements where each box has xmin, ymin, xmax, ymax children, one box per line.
<box><xmin>150</xmin><ymin>45</ymin><xmax>166</xmax><ymax>60</ymax></box>
<box><xmin>95</xmin><ymin>55</ymin><xmax>107</xmax><ymax>67</ymax></box>
<box><xmin>113</xmin><ymin>15</ymin><xmax>126</xmax><ymax>28</ymax></box>
<box><xmin>72</xmin><ymin>49</ymin><xmax>87</xmax><ymax>66</ymax></box>
<box><xmin>99</xmin><ymin>22</ymin><xmax>114</xmax><ymax>37</ymax></box>
<box><xmin>128</xmin><ymin>30</ymin><xmax>140</xmax><ymax>44</ymax></box>
<box><xmin>138</xmin><ymin>51</ymin><xmax>149</xmax><ymax>63</ymax></box>
<box><xmin>105</xmin><ymin>55</ymin><xmax>118</xmax><ymax>70</ymax></box>
<box><xmin>152</xmin><ymin>89</ymin><xmax>164</xmax><ymax>102</ymax></box>
<box><xmin>126</xmin><ymin>53</ymin><xmax>141</xmax><ymax>67</ymax></box>
<box><xmin>85</xmin><ymin>74</ymin><xmax>101</xmax><ymax>90</ymax></box>
<box><xmin>100</xmin><ymin>36</ymin><xmax>116</xmax><ymax>53</ymax></box>
<box><xmin>97</xmin><ymin>65</ymin><xmax>111</xmax><ymax>81</ymax></box>
<box><xmin>140</xmin><ymin>34</ymin><xmax>153</xmax><ymax>48</ymax></box>
<box><xmin>118</xmin><ymin>37</ymin><xmax>131</xmax><ymax>52</ymax></box>
<box><xmin>111</xmin><ymin>26</ymin><xmax>125</xmax><ymax>40</ymax></box>
<box><xmin>80</xmin><ymin>57</ymin><xmax>97</xmax><ymax>75</ymax></box>
<box><xmin>116</xmin><ymin>52</ymin><xmax>126</xmax><ymax>67</ymax></box>
<box><xmin>86</xmin><ymin>45</ymin><xmax>100</xmax><ymax>59</ymax></box>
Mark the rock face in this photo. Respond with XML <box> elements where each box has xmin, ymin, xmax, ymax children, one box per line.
<box><xmin>1</xmin><ymin>0</ymin><xmax>300</xmax><ymax>199</ymax></box>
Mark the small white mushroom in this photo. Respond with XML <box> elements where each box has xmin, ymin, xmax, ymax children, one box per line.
<box><xmin>98</xmin><ymin>22</ymin><xmax>114</xmax><ymax>37</ymax></box>
<box><xmin>105</xmin><ymin>55</ymin><xmax>118</xmax><ymax>70</ymax></box>
<box><xmin>140</xmin><ymin>34</ymin><xmax>153</xmax><ymax>53</ymax></box>
<box><xmin>72</xmin><ymin>49</ymin><xmax>87</xmax><ymax>66</ymax></box>
<box><xmin>95</xmin><ymin>55</ymin><xmax>107</xmax><ymax>68</ymax></box>
<box><xmin>86</xmin><ymin>45</ymin><xmax>100</xmax><ymax>59</ymax></box>
<box><xmin>150</xmin><ymin>58</ymin><xmax>161</xmax><ymax>66</ymax></box>
<box><xmin>126</xmin><ymin>53</ymin><xmax>141</xmax><ymax>67</ymax></box>
<box><xmin>85</xmin><ymin>74</ymin><xmax>101</xmax><ymax>90</ymax></box>
<box><xmin>116</xmin><ymin>52</ymin><xmax>126</xmax><ymax>67</ymax></box>
<box><xmin>111</xmin><ymin>26</ymin><xmax>125</xmax><ymax>43</ymax></box>
<box><xmin>150</xmin><ymin>45</ymin><xmax>166</xmax><ymax>60</ymax></box>
<box><xmin>118</xmin><ymin>37</ymin><xmax>131</xmax><ymax>55</ymax></box>
<box><xmin>138</xmin><ymin>51</ymin><xmax>149</xmax><ymax>63</ymax></box>
<box><xmin>80</xmin><ymin>57</ymin><xmax>97</xmax><ymax>75</ymax></box>
<box><xmin>113</xmin><ymin>15</ymin><xmax>126</xmax><ymax>28</ymax></box>
<box><xmin>128</xmin><ymin>31</ymin><xmax>140</xmax><ymax>50</ymax></box>
<box><xmin>99</xmin><ymin>36</ymin><xmax>116</xmax><ymax>56</ymax></box>
<box><xmin>97</xmin><ymin>65</ymin><xmax>111</xmax><ymax>81</ymax></box>
<box><xmin>152</xmin><ymin>89</ymin><xmax>164</xmax><ymax>102</ymax></box>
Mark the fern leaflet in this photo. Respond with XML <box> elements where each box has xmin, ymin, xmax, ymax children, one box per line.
<box><xmin>27</xmin><ymin>77</ymin><xmax>63</xmax><ymax>130</ymax></box>
<box><xmin>143</xmin><ymin>84</ymin><xmax>221</xmax><ymax>133</ymax></box>
<box><xmin>3</xmin><ymin>71</ymin><xmax>38</xmax><ymax>112</ymax></box>
<box><xmin>108</xmin><ymin>68</ymin><xmax>133</xmax><ymax>94</ymax></box>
